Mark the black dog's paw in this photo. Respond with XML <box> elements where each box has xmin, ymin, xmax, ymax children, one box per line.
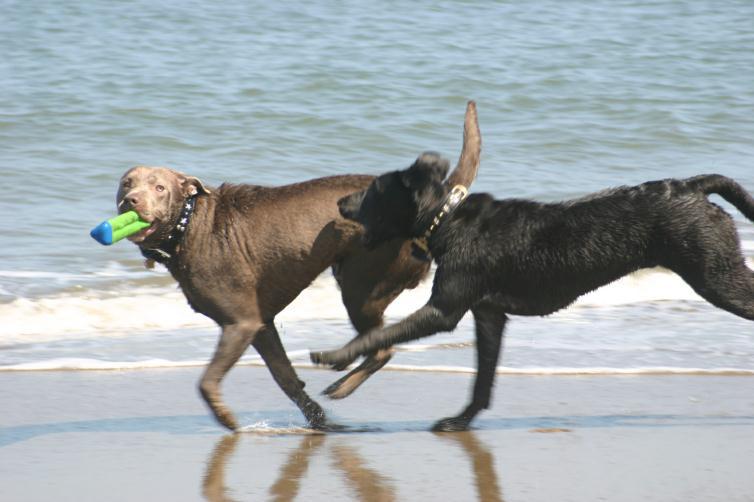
<box><xmin>310</xmin><ymin>419</ymin><xmax>350</xmax><ymax>433</ymax></box>
<box><xmin>431</xmin><ymin>416</ymin><xmax>472</xmax><ymax>432</ymax></box>
<box><xmin>309</xmin><ymin>350</ymin><xmax>355</xmax><ymax>371</ymax></box>
<box><xmin>309</xmin><ymin>350</ymin><xmax>337</xmax><ymax>367</ymax></box>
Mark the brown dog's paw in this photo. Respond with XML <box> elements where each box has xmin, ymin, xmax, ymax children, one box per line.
<box><xmin>213</xmin><ymin>407</ymin><xmax>240</xmax><ymax>432</ymax></box>
<box><xmin>322</xmin><ymin>377</ymin><xmax>358</xmax><ymax>400</ymax></box>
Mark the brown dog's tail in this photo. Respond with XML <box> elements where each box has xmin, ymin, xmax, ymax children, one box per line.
<box><xmin>690</xmin><ymin>174</ymin><xmax>754</xmax><ymax>222</ymax></box>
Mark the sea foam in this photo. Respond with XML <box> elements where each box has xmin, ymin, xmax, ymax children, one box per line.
<box><xmin>2</xmin><ymin>259</ymin><xmax>751</xmax><ymax>344</ymax></box>
<box><xmin>2</xmin><ymin>356</ymin><xmax>753</xmax><ymax>376</ymax></box>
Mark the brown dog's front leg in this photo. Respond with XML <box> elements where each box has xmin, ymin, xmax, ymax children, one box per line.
<box><xmin>199</xmin><ymin>322</ymin><xmax>261</xmax><ymax>431</ymax></box>
<box><xmin>253</xmin><ymin>324</ymin><xmax>330</xmax><ymax>430</ymax></box>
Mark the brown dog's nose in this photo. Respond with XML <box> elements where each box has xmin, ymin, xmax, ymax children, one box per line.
<box><xmin>119</xmin><ymin>191</ymin><xmax>141</xmax><ymax>211</ymax></box>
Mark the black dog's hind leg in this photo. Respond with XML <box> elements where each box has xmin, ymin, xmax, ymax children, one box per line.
<box><xmin>311</xmin><ymin>303</ymin><xmax>466</xmax><ymax>370</ymax></box>
<box><xmin>669</xmin><ymin>180</ymin><xmax>754</xmax><ymax>321</ymax></box>
<box><xmin>682</xmin><ymin>264</ymin><xmax>754</xmax><ymax>321</ymax></box>
<box><xmin>433</xmin><ymin>299</ymin><xmax>507</xmax><ymax>432</ymax></box>
<box><xmin>665</xmin><ymin>211</ymin><xmax>754</xmax><ymax>321</ymax></box>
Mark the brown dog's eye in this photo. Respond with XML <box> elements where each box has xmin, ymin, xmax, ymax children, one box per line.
<box><xmin>155</xmin><ymin>185</ymin><xmax>165</xmax><ymax>192</ymax></box>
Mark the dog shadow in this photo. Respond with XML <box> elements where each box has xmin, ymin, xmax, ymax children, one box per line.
<box><xmin>201</xmin><ymin>430</ymin><xmax>505</xmax><ymax>502</ymax></box>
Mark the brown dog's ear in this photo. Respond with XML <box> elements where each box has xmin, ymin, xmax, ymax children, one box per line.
<box><xmin>401</xmin><ymin>152</ymin><xmax>450</xmax><ymax>188</ymax></box>
<box><xmin>178</xmin><ymin>173</ymin><xmax>211</xmax><ymax>197</ymax></box>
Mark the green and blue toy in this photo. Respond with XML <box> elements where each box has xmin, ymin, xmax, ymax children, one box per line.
<box><xmin>90</xmin><ymin>211</ymin><xmax>150</xmax><ymax>245</ymax></box>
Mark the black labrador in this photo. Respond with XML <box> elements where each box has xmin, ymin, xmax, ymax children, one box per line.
<box><xmin>311</xmin><ymin>152</ymin><xmax>754</xmax><ymax>431</ymax></box>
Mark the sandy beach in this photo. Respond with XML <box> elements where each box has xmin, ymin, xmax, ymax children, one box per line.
<box><xmin>1</xmin><ymin>366</ymin><xmax>753</xmax><ymax>501</ymax></box>
<box><xmin>3</xmin><ymin>0</ymin><xmax>754</xmax><ymax>500</ymax></box>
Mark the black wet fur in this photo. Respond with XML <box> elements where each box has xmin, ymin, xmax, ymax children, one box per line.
<box><xmin>313</xmin><ymin>152</ymin><xmax>754</xmax><ymax>431</ymax></box>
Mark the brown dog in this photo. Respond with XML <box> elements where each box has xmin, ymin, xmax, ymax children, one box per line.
<box><xmin>115</xmin><ymin>102</ymin><xmax>481</xmax><ymax>430</ymax></box>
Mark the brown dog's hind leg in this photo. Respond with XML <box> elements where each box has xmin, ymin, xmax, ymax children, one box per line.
<box><xmin>321</xmin><ymin>300</ymin><xmax>395</xmax><ymax>400</ymax></box>
<box><xmin>199</xmin><ymin>321</ymin><xmax>262</xmax><ymax>431</ymax></box>
<box><xmin>252</xmin><ymin>323</ymin><xmax>331</xmax><ymax>429</ymax></box>
<box><xmin>322</xmin><ymin>285</ymin><xmax>397</xmax><ymax>399</ymax></box>
<box><xmin>324</xmin><ymin>243</ymin><xmax>426</xmax><ymax>399</ymax></box>
<box><xmin>322</xmin><ymin>348</ymin><xmax>394</xmax><ymax>400</ymax></box>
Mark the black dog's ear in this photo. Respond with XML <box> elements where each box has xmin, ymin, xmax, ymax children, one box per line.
<box><xmin>400</xmin><ymin>152</ymin><xmax>450</xmax><ymax>189</ymax></box>
<box><xmin>338</xmin><ymin>189</ymin><xmax>366</xmax><ymax>220</ymax></box>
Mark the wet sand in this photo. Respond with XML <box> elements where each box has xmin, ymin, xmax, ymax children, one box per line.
<box><xmin>1</xmin><ymin>367</ymin><xmax>753</xmax><ymax>501</ymax></box>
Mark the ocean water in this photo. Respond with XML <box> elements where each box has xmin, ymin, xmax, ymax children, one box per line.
<box><xmin>1</xmin><ymin>0</ymin><xmax>753</xmax><ymax>375</ymax></box>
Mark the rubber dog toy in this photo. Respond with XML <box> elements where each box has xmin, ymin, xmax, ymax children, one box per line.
<box><xmin>90</xmin><ymin>211</ymin><xmax>150</xmax><ymax>245</ymax></box>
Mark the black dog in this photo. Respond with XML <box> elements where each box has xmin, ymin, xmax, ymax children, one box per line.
<box><xmin>311</xmin><ymin>152</ymin><xmax>754</xmax><ymax>431</ymax></box>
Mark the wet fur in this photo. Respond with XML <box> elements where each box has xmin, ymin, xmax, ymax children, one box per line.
<box><xmin>312</xmin><ymin>154</ymin><xmax>754</xmax><ymax>431</ymax></box>
<box><xmin>116</xmin><ymin>102</ymin><xmax>481</xmax><ymax>431</ymax></box>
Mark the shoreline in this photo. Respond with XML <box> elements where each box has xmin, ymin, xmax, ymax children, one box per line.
<box><xmin>2</xmin><ymin>367</ymin><xmax>754</xmax><ymax>501</ymax></box>
<box><xmin>3</xmin><ymin>358</ymin><xmax>754</xmax><ymax>376</ymax></box>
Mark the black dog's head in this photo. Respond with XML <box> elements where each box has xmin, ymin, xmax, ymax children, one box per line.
<box><xmin>338</xmin><ymin>152</ymin><xmax>450</xmax><ymax>249</ymax></box>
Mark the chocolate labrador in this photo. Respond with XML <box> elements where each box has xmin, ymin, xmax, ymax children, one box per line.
<box><xmin>115</xmin><ymin>101</ymin><xmax>481</xmax><ymax>431</ymax></box>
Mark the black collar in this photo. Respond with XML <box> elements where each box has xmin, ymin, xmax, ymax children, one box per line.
<box><xmin>411</xmin><ymin>185</ymin><xmax>468</xmax><ymax>261</ymax></box>
<box><xmin>140</xmin><ymin>196</ymin><xmax>197</xmax><ymax>265</ymax></box>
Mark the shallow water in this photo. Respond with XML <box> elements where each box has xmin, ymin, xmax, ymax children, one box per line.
<box><xmin>1</xmin><ymin>0</ymin><xmax>753</xmax><ymax>374</ymax></box>
<box><xmin>2</xmin><ymin>369</ymin><xmax>754</xmax><ymax>501</ymax></box>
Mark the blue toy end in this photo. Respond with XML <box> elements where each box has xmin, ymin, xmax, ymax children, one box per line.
<box><xmin>90</xmin><ymin>221</ymin><xmax>114</xmax><ymax>245</ymax></box>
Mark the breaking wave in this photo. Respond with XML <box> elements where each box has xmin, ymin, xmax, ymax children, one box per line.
<box><xmin>5</xmin><ymin>261</ymin><xmax>752</xmax><ymax>343</ymax></box>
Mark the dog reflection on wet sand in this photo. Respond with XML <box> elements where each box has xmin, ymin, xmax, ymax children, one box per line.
<box><xmin>202</xmin><ymin>432</ymin><xmax>503</xmax><ymax>502</ymax></box>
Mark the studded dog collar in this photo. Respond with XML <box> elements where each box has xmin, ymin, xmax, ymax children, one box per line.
<box><xmin>140</xmin><ymin>195</ymin><xmax>197</xmax><ymax>265</ymax></box>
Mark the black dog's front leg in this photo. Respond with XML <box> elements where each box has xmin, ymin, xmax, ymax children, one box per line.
<box><xmin>433</xmin><ymin>300</ymin><xmax>507</xmax><ymax>432</ymax></box>
<box><xmin>311</xmin><ymin>303</ymin><xmax>466</xmax><ymax>370</ymax></box>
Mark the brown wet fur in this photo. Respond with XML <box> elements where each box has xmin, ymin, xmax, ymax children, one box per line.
<box><xmin>115</xmin><ymin>102</ymin><xmax>481</xmax><ymax>431</ymax></box>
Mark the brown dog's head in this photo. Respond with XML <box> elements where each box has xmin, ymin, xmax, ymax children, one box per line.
<box><xmin>338</xmin><ymin>152</ymin><xmax>449</xmax><ymax>249</ymax></box>
<box><xmin>116</xmin><ymin>166</ymin><xmax>210</xmax><ymax>246</ymax></box>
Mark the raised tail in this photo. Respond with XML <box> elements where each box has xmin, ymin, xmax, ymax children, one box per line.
<box><xmin>688</xmin><ymin>174</ymin><xmax>754</xmax><ymax>222</ymax></box>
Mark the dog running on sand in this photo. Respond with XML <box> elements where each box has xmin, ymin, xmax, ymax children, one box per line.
<box><xmin>312</xmin><ymin>152</ymin><xmax>754</xmax><ymax>431</ymax></box>
<box><xmin>115</xmin><ymin>103</ymin><xmax>481</xmax><ymax>431</ymax></box>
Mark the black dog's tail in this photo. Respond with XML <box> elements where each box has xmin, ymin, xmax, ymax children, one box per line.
<box><xmin>689</xmin><ymin>174</ymin><xmax>754</xmax><ymax>222</ymax></box>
